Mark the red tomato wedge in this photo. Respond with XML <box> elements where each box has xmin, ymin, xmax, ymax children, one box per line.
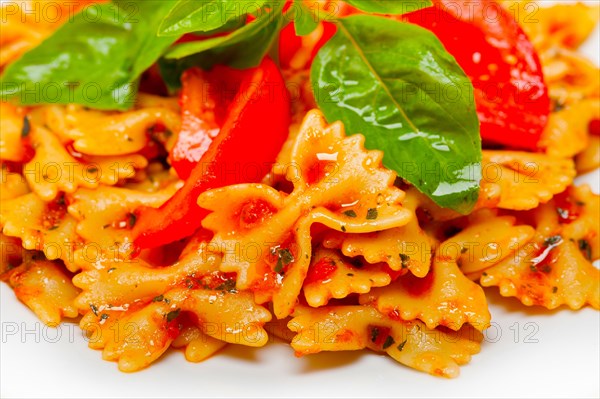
<box><xmin>133</xmin><ymin>57</ymin><xmax>291</xmax><ymax>249</ymax></box>
<box><xmin>404</xmin><ymin>0</ymin><xmax>550</xmax><ymax>150</ymax></box>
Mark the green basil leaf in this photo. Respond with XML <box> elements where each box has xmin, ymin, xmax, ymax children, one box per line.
<box><xmin>0</xmin><ymin>0</ymin><xmax>179</xmax><ymax>110</ymax></box>
<box><xmin>164</xmin><ymin>0</ymin><xmax>284</xmax><ymax>60</ymax></box>
<box><xmin>192</xmin><ymin>13</ymin><xmax>249</xmax><ymax>36</ymax></box>
<box><xmin>344</xmin><ymin>0</ymin><xmax>432</xmax><ymax>14</ymax></box>
<box><xmin>292</xmin><ymin>0</ymin><xmax>319</xmax><ymax>36</ymax></box>
<box><xmin>158</xmin><ymin>0</ymin><xmax>268</xmax><ymax>36</ymax></box>
<box><xmin>159</xmin><ymin>0</ymin><xmax>285</xmax><ymax>90</ymax></box>
<box><xmin>311</xmin><ymin>15</ymin><xmax>481</xmax><ymax>213</ymax></box>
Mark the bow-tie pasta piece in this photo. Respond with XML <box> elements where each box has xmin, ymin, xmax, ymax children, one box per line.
<box><xmin>80</xmin><ymin>288</ymin><xmax>271</xmax><ymax>372</ymax></box>
<box><xmin>124</xmin><ymin>162</ymin><xmax>181</xmax><ymax>193</ymax></box>
<box><xmin>199</xmin><ymin>183</ymin><xmax>313</xmax><ymax>318</ymax></box>
<box><xmin>480</xmin><ymin>150</ymin><xmax>575</xmax><ymax>210</ymax></box>
<box><xmin>2</xmin><ymin>253</ymin><xmax>79</xmax><ymax>325</ymax></box>
<box><xmin>23</xmin><ymin>124</ymin><xmax>148</xmax><ymax>201</ymax></box>
<box><xmin>67</xmin><ymin>185</ymin><xmax>178</xmax><ymax>266</ymax></box>
<box><xmin>481</xmin><ymin>190</ymin><xmax>600</xmax><ymax>309</ymax></box>
<box><xmin>199</xmin><ymin>183</ymin><xmax>287</xmax><ymax>290</ymax></box>
<box><xmin>323</xmin><ymin>190</ymin><xmax>435</xmax><ymax>277</ymax></box>
<box><xmin>539</xmin><ymin>99</ymin><xmax>599</xmax><ymax>158</ymax></box>
<box><xmin>1</xmin><ymin>193</ymin><xmax>82</xmax><ymax>271</ymax></box>
<box><xmin>518</xmin><ymin>1</ymin><xmax>599</xmax><ymax>51</ymax></box>
<box><xmin>198</xmin><ymin>110</ymin><xmax>412</xmax><ymax>319</ymax></box>
<box><xmin>442</xmin><ymin>209</ymin><xmax>536</xmax><ymax>278</ymax></box>
<box><xmin>171</xmin><ymin>323</ymin><xmax>227</xmax><ymax>362</ymax></box>
<box><xmin>542</xmin><ymin>47</ymin><xmax>600</xmax><ymax>107</ymax></box>
<box><xmin>74</xmin><ymin>237</ymin><xmax>221</xmax><ymax>311</ymax></box>
<box><xmin>359</xmin><ymin>253</ymin><xmax>491</xmax><ymax>332</ymax></box>
<box><xmin>0</xmin><ymin>233</ymin><xmax>23</xmax><ymax>274</ymax></box>
<box><xmin>303</xmin><ymin>247</ymin><xmax>392</xmax><ymax>307</ymax></box>
<box><xmin>481</xmin><ymin>234</ymin><xmax>599</xmax><ymax>309</ymax></box>
<box><xmin>575</xmin><ymin>133</ymin><xmax>600</xmax><ymax>174</ymax></box>
<box><xmin>287</xmin><ymin>111</ymin><xmax>410</xmax><ymax>231</ymax></box>
<box><xmin>558</xmin><ymin>185</ymin><xmax>599</xmax><ymax>261</ymax></box>
<box><xmin>66</xmin><ymin>107</ymin><xmax>180</xmax><ymax>156</ymax></box>
<box><xmin>288</xmin><ymin>305</ymin><xmax>481</xmax><ymax>378</ymax></box>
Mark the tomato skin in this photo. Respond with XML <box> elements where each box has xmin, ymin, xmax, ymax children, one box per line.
<box><xmin>405</xmin><ymin>0</ymin><xmax>550</xmax><ymax>150</ymax></box>
<box><xmin>134</xmin><ymin>57</ymin><xmax>291</xmax><ymax>249</ymax></box>
<box><xmin>169</xmin><ymin>69</ymin><xmax>220</xmax><ymax>179</ymax></box>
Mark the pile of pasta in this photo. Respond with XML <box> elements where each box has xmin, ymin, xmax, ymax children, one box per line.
<box><xmin>1</xmin><ymin>1</ymin><xmax>599</xmax><ymax>378</ymax></box>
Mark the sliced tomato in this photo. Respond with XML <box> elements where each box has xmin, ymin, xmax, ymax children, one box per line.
<box><xmin>405</xmin><ymin>0</ymin><xmax>550</xmax><ymax>150</ymax></box>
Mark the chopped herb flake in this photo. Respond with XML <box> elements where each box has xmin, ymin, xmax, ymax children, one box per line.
<box><xmin>541</xmin><ymin>265</ymin><xmax>552</xmax><ymax>273</ymax></box>
<box><xmin>346</xmin><ymin>273</ymin><xmax>354</xmax><ymax>277</ymax></box>
<box><xmin>100</xmin><ymin>313</ymin><xmax>109</xmax><ymax>320</ymax></box>
<box><xmin>21</xmin><ymin>116</ymin><xmax>31</xmax><ymax>137</ymax></box>
<box><xmin>552</xmin><ymin>286</ymin><xmax>558</xmax><ymax>294</ymax></box>
<box><xmin>366</xmin><ymin>208</ymin><xmax>378</xmax><ymax>220</ymax></box>
<box><xmin>544</xmin><ymin>235</ymin><xmax>562</xmax><ymax>246</ymax></box>
<box><xmin>341</xmin><ymin>225</ymin><xmax>346</xmax><ymax>232</ymax></box>
<box><xmin>152</xmin><ymin>295</ymin><xmax>164</xmax><ymax>302</ymax></box>
<box><xmin>370</xmin><ymin>327</ymin><xmax>380</xmax><ymax>343</ymax></box>
<box><xmin>343</xmin><ymin>210</ymin><xmax>357</xmax><ymax>218</ymax></box>
<box><xmin>397</xmin><ymin>339</ymin><xmax>407</xmax><ymax>352</ymax></box>
<box><xmin>107</xmin><ymin>267</ymin><xmax>116</xmax><ymax>273</ymax></box>
<box><xmin>399</xmin><ymin>253</ymin><xmax>410</xmax><ymax>268</ymax></box>
<box><xmin>90</xmin><ymin>304</ymin><xmax>98</xmax><ymax>316</ymax></box>
<box><xmin>275</xmin><ymin>248</ymin><xmax>294</xmax><ymax>275</ymax></box>
<box><xmin>128</xmin><ymin>213</ymin><xmax>137</xmax><ymax>228</ymax></box>
<box><xmin>382</xmin><ymin>335</ymin><xmax>395</xmax><ymax>350</ymax></box>
<box><xmin>530</xmin><ymin>264</ymin><xmax>538</xmax><ymax>272</ymax></box>
<box><xmin>166</xmin><ymin>308</ymin><xmax>181</xmax><ymax>322</ymax></box>
<box><xmin>215</xmin><ymin>279</ymin><xmax>237</xmax><ymax>293</ymax></box>
<box><xmin>578</xmin><ymin>239</ymin><xmax>592</xmax><ymax>261</ymax></box>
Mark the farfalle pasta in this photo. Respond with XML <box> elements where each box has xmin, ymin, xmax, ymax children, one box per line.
<box><xmin>0</xmin><ymin>0</ymin><xmax>598</xmax><ymax>383</ymax></box>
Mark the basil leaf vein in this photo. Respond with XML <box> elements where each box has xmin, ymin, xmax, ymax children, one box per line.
<box><xmin>311</xmin><ymin>15</ymin><xmax>481</xmax><ymax>213</ymax></box>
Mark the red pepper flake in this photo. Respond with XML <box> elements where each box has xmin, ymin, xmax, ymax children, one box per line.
<box><xmin>305</xmin><ymin>257</ymin><xmax>337</xmax><ymax>285</ymax></box>
<box><xmin>554</xmin><ymin>188</ymin><xmax>583</xmax><ymax>224</ymax></box>
<box><xmin>239</xmin><ymin>199</ymin><xmax>277</xmax><ymax>229</ymax></box>
<box><xmin>198</xmin><ymin>272</ymin><xmax>238</xmax><ymax>291</ymax></box>
<box><xmin>306</xmin><ymin>159</ymin><xmax>336</xmax><ymax>185</ymax></box>
<box><xmin>399</xmin><ymin>268</ymin><xmax>435</xmax><ymax>297</ymax></box>
<box><xmin>367</xmin><ymin>325</ymin><xmax>392</xmax><ymax>348</ymax></box>
<box><xmin>42</xmin><ymin>194</ymin><xmax>67</xmax><ymax>230</ymax></box>
<box><xmin>530</xmin><ymin>236</ymin><xmax>562</xmax><ymax>274</ymax></box>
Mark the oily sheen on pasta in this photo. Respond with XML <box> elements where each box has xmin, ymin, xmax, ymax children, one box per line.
<box><xmin>0</xmin><ymin>0</ymin><xmax>599</xmax><ymax>379</ymax></box>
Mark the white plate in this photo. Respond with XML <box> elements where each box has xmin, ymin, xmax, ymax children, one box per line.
<box><xmin>1</xmin><ymin>3</ymin><xmax>599</xmax><ymax>398</ymax></box>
